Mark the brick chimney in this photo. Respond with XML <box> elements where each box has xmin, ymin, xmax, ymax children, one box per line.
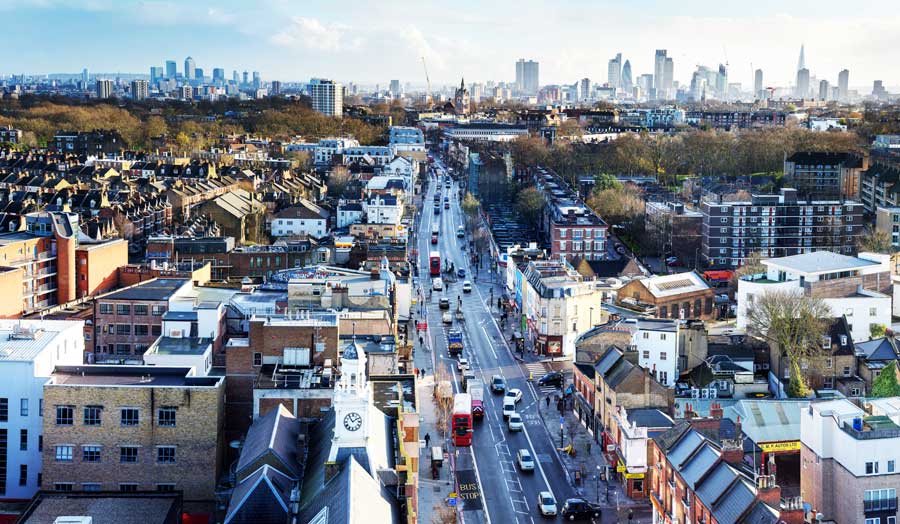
<box><xmin>709</xmin><ymin>401</ymin><xmax>723</xmax><ymax>419</ymax></box>
<box><xmin>755</xmin><ymin>474</ymin><xmax>781</xmax><ymax>507</ymax></box>
<box><xmin>720</xmin><ymin>435</ymin><xmax>744</xmax><ymax>465</ymax></box>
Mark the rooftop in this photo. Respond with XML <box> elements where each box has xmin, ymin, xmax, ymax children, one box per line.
<box><xmin>638</xmin><ymin>270</ymin><xmax>711</xmax><ymax>298</ymax></box>
<box><xmin>145</xmin><ymin>336</ymin><xmax>212</xmax><ymax>357</ymax></box>
<box><xmin>0</xmin><ymin>320</ymin><xmax>83</xmax><ymax>362</ymax></box>
<box><xmin>48</xmin><ymin>365</ymin><xmax>222</xmax><ymax>388</ymax></box>
<box><xmin>17</xmin><ymin>491</ymin><xmax>181</xmax><ymax>524</ymax></box>
<box><xmin>98</xmin><ymin>278</ymin><xmax>190</xmax><ymax>302</ymax></box>
<box><xmin>762</xmin><ymin>251</ymin><xmax>880</xmax><ymax>275</ymax></box>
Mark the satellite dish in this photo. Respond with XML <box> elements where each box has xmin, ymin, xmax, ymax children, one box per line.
<box><xmin>229</xmin><ymin>439</ymin><xmax>243</xmax><ymax>449</ymax></box>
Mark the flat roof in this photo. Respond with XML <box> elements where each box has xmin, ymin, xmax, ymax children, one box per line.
<box><xmin>0</xmin><ymin>320</ymin><xmax>82</xmax><ymax>362</ymax></box>
<box><xmin>48</xmin><ymin>365</ymin><xmax>222</xmax><ymax>388</ymax></box>
<box><xmin>146</xmin><ymin>336</ymin><xmax>212</xmax><ymax>356</ymax></box>
<box><xmin>99</xmin><ymin>278</ymin><xmax>189</xmax><ymax>302</ymax></box>
<box><xmin>763</xmin><ymin>251</ymin><xmax>879</xmax><ymax>275</ymax></box>
<box><xmin>641</xmin><ymin>270</ymin><xmax>710</xmax><ymax>298</ymax></box>
<box><xmin>162</xmin><ymin>310</ymin><xmax>197</xmax><ymax>321</ymax></box>
<box><xmin>18</xmin><ymin>491</ymin><xmax>181</xmax><ymax>524</ymax></box>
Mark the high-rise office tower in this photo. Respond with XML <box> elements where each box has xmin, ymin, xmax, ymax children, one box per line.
<box><xmin>716</xmin><ymin>64</ymin><xmax>727</xmax><ymax>98</ymax></box>
<box><xmin>607</xmin><ymin>53</ymin><xmax>622</xmax><ymax>89</ymax></box>
<box><xmin>165</xmin><ymin>60</ymin><xmax>177</xmax><ymax>80</ymax></box>
<box><xmin>754</xmin><ymin>69</ymin><xmax>763</xmax><ymax>97</ymax></box>
<box><xmin>621</xmin><ymin>60</ymin><xmax>633</xmax><ymax>93</ymax></box>
<box><xmin>838</xmin><ymin>69</ymin><xmax>849</xmax><ymax>101</ymax></box>
<box><xmin>252</xmin><ymin>71</ymin><xmax>261</xmax><ymax>88</ymax></box>
<box><xmin>213</xmin><ymin>68</ymin><xmax>225</xmax><ymax>84</ymax></box>
<box><xmin>515</xmin><ymin>59</ymin><xmax>539</xmax><ymax>95</ymax></box>
<box><xmin>390</xmin><ymin>79</ymin><xmax>401</xmax><ymax>98</ymax></box>
<box><xmin>194</xmin><ymin>68</ymin><xmax>204</xmax><ymax>81</ymax></box>
<box><xmin>653</xmin><ymin>49</ymin><xmax>667</xmax><ymax>92</ymax></box>
<box><xmin>819</xmin><ymin>79</ymin><xmax>830</xmax><ymax>101</ymax></box>
<box><xmin>664</xmin><ymin>57</ymin><xmax>674</xmax><ymax>92</ymax></box>
<box><xmin>796</xmin><ymin>68</ymin><xmax>810</xmax><ymax>98</ymax></box>
<box><xmin>95</xmin><ymin>79</ymin><xmax>112</xmax><ymax>99</ymax></box>
<box><xmin>873</xmin><ymin>80</ymin><xmax>887</xmax><ymax>100</ymax></box>
<box><xmin>242</xmin><ymin>71</ymin><xmax>249</xmax><ymax>86</ymax></box>
<box><xmin>271</xmin><ymin>80</ymin><xmax>282</xmax><ymax>96</ymax></box>
<box><xmin>309</xmin><ymin>78</ymin><xmax>343</xmax><ymax>117</ymax></box>
<box><xmin>797</xmin><ymin>44</ymin><xmax>806</xmax><ymax>72</ymax></box>
<box><xmin>131</xmin><ymin>79</ymin><xmax>149</xmax><ymax>101</ymax></box>
<box><xmin>232</xmin><ymin>70</ymin><xmax>239</xmax><ymax>84</ymax></box>
<box><xmin>150</xmin><ymin>67</ymin><xmax>162</xmax><ymax>84</ymax></box>
<box><xmin>81</xmin><ymin>68</ymin><xmax>89</xmax><ymax>85</ymax></box>
<box><xmin>580</xmin><ymin>78</ymin><xmax>591</xmax><ymax>101</ymax></box>
<box><xmin>184</xmin><ymin>56</ymin><xmax>195</xmax><ymax>80</ymax></box>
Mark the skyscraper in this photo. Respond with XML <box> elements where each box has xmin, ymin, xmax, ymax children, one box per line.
<box><xmin>653</xmin><ymin>50</ymin><xmax>667</xmax><ymax>92</ymax></box>
<box><xmin>165</xmin><ymin>60</ymin><xmax>177</xmax><ymax>80</ymax></box>
<box><xmin>242</xmin><ymin>71</ymin><xmax>249</xmax><ymax>86</ymax></box>
<box><xmin>309</xmin><ymin>78</ymin><xmax>343</xmax><ymax>117</ymax></box>
<box><xmin>796</xmin><ymin>68</ymin><xmax>810</xmax><ymax>98</ymax></box>
<box><xmin>390</xmin><ymin>79</ymin><xmax>401</xmax><ymax>98</ymax></box>
<box><xmin>838</xmin><ymin>69</ymin><xmax>849</xmax><ymax>101</ymax></box>
<box><xmin>664</xmin><ymin>57</ymin><xmax>674</xmax><ymax>93</ymax></box>
<box><xmin>818</xmin><ymin>79</ymin><xmax>830</xmax><ymax>101</ymax></box>
<box><xmin>754</xmin><ymin>69</ymin><xmax>763</xmax><ymax>97</ymax></box>
<box><xmin>194</xmin><ymin>68</ymin><xmax>204</xmax><ymax>81</ymax></box>
<box><xmin>607</xmin><ymin>53</ymin><xmax>622</xmax><ymax>89</ymax></box>
<box><xmin>716</xmin><ymin>64</ymin><xmax>727</xmax><ymax>98</ymax></box>
<box><xmin>81</xmin><ymin>68</ymin><xmax>89</xmax><ymax>85</ymax></box>
<box><xmin>213</xmin><ymin>68</ymin><xmax>225</xmax><ymax>84</ymax></box>
<box><xmin>621</xmin><ymin>60</ymin><xmax>633</xmax><ymax>93</ymax></box>
<box><xmin>95</xmin><ymin>79</ymin><xmax>112</xmax><ymax>99</ymax></box>
<box><xmin>184</xmin><ymin>56</ymin><xmax>195</xmax><ymax>80</ymax></box>
<box><xmin>797</xmin><ymin>44</ymin><xmax>806</xmax><ymax>72</ymax></box>
<box><xmin>131</xmin><ymin>79</ymin><xmax>149</xmax><ymax>101</ymax></box>
<box><xmin>271</xmin><ymin>80</ymin><xmax>282</xmax><ymax>96</ymax></box>
<box><xmin>252</xmin><ymin>71</ymin><xmax>261</xmax><ymax>88</ymax></box>
<box><xmin>516</xmin><ymin>59</ymin><xmax>539</xmax><ymax>95</ymax></box>
<box><xmin>580</xmin><ymin>78</ymin><xmax>591</xmax><ymax>101</ymax></box>
<box><xmin>232</xmin><ymin>70</ymin><xmax>239</xmax><ymax>84</ymax></box>
<box><xmin>150</xmin><ymin>66</ymin><xmax>162</xmax><ymax>84</ymax></box>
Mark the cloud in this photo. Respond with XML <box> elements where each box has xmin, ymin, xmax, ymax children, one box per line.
<box><xmin>399</xmin><ymin>26</ymin><xmax>445</xmax><ymax>71</ymax></box>
<box><xmin>270</xmin><ymin>16</ymin><xmax>360</xmax><ymax>52</ymax></box>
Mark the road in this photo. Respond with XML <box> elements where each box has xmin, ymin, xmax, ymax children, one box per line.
<box><xmin>416</xmin><ymin>157</ymin><xmax>590</xmax><ymax>524</ymax></box>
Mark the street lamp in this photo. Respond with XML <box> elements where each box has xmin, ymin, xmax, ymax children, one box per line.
<box><xmin>589</xmin><ymin>307</ymin><xmax>594</xmax><ymax>328</ymax></box>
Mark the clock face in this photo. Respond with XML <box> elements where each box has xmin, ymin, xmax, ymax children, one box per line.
<box><xmin>343</xmin><ymin>412</ymin><xmax>363</xmax><ymax>432</ymax></box>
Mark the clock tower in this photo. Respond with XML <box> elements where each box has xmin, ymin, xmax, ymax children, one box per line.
<box><xmin>332</xmin><ymin>340</ymin><xmax>369</xmax><ymax>448</ymax></box>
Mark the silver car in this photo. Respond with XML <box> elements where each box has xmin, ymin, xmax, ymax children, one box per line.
<box><xmin>507</xmin><ymin>412</ymin><xmax>523</xmax><ymax>432</ymax></box>
<box><xmin>517</xmin><ymin>449</ymin><xmax>535</xmax><ymax>472</ymax></box>
<box><xmin>537</xmin><ymin>491</ymin><xmax>557</xmax><ymax>516</ymax></box>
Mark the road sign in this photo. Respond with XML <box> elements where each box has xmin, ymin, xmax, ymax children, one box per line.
<box><xmin>456</xmin><ymin>469</ymin><xmax>483</xmax><ymax>510</ymax></box>
<box><xmin>416</xmin><ymin>321</ymin><xmax>428</xmax><ymax>331</ymax></box>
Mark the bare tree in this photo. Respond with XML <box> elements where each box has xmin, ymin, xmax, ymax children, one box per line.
<box><xmin>857</xmin><ymin>227</ymin><xmax>894</xmax><ymax>254</ymax></box>
<box><xmin>745</xmin><ymin>290</ymin><xmax>831</xmax><ymax>397</ymax></box>
<box><xmin>432</xmin><ymin>504</ymin><xmax>457</xmax><ymax>524</ymax></box>
<box><xmin>326</xmin><ymin>165</ymin><xmax>351</xmax><ymax>197</ymax></box>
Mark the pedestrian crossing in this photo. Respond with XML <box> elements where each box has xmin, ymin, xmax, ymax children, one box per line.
<box><xmin>524</xmin><ymin>361</ymin><xmax>548</xmax><ymax>377</ymax></box>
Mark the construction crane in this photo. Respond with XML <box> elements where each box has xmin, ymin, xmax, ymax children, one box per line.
<box><xmin>420</xmin><ymin>56</ymin><xmax>433</xmax><ymax>108</ymax></box>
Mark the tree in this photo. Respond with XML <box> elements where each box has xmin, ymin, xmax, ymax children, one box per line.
<box><xmin>509</xmin><ymin>136</ymin><xmax>549</xmax><ymax>168</ymax></box>
<box><xmin>514</xmin><ymin>187</ymin><xmax>544</xmax><ymax>226</ymax></box>
<box><xmin>586</xmin><ymin>184</ymin><xmax>644</xmax><ymax>226</ymax></box>
<box><xmin>745</xmin><ymin>290</ymin><xmax>831</xmax><ymax>398</ymax></box>
<box><xmin>593</xmin><ymin>173</ymin><xmax>622</xmax><ymax>191</ymax></box>
<box><xmin>870</xmin><ymin>324</ymin><xmax>888</xmax><ymax>340</ymax></box>
<box><xmin>858</xmin><ymin>228</ymin><xmax>894</xmax><ymax>254</ymax></box>
<box><xmin>730</xmin><ymin>252</ymin><xmax>766</xmax><ymax>291</ymax></box>
<box><xmin>558</xmin><ymin>119</ymin><xmax>583</xmax><ymax>138</ymax></box>
<box><xmin>326</xmin><ymin>166</ymin><xmax>352</xmax><ymax>197</ymax></box>
<box><xmin>871</xmin><ymin>361</ymin><xmax>900</xmax><ymax>398</ymax></box>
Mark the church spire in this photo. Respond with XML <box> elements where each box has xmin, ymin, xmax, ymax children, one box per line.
<box><xmin>460</xmin><ymin>77</ymin><xmax>465</xmax><ymax>90</ymax></box>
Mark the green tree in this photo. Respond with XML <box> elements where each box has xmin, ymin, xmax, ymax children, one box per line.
<box><xmin>515</xmin><ymin>187</ymin><xmax>544</xmax><ymax>225</ymax></box>
<box><xmin>871</xmin><ymin>361</ymin><xmax>900</xmax><ymax>398</ymax></box>
<box><xmin>593</xmin><ymin>173</ymin><xmax>622</xmax><ymax>191</ymax></box>
<box><xmin>461</xmin><ymin>192</ymin><xmax>480</xmax><ymax>219</ymax></box>
<box><xmin>870</xmin><ymin>324</ymin><xmax>888</xmax><ymax>340</ymax></box>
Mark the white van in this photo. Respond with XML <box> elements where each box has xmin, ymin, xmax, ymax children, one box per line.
<box><xmin>502</xmin><ymin>397</ymin><xmax>516</xmax><ymax>419</ymax></box>
<box><xmin>432</xmin><ymin>277</ymin><xmax>444</xmax><ymax>291</ymax></box>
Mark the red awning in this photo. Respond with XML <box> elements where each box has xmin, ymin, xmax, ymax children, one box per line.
<box><xmin>703</xmin><ymin>270</ymin><xmax>733</xmax><ymax>281</ymax></box>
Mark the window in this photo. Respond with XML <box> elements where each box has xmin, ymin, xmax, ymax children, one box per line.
<box><xmin>38</xmin><ymin>435</ymin><xmax>42</xmax><ymax>452</ymax></box>
<box><xmin>55</xmin><ymin>445</ymin><xmax>74</xmax><ymax>462</ymax></box>
<box><xmin>115</xmin><ymin>344</ymin><xmax>130</xmax><ymax>355</ymax></box>
<box><xmin>559</xmin><ymin>229</ymin><xmax>566</xmax><ymax>238</ymax></box>
<box><xmin>116</xmin><ymin>304</ymin><xmax>130</xmax><ymax>315</ymax></box>
<box><xmin>660</xmin><ymin>352</ymin><xmax>667</xmax><ymax>361</ymax></box>
<box><xmin>18</xmin><ymin>465</ymin><xmax>26</xmax><ymax>486</ymax></box>
<box><xmin>642</xmin><ymin>351</ymin><xmax>650</xmax><ymax>359</ymax></box>
<box><xmin>19</xmin><ymin>429</ymin><xmax>26</xmax><ymax>451</ymax></box>
<box><xmin>866</xmin><ymin>461</ymin><xmax>879</xmax><ymax>474</ymax></box>
<box><xmin>843</xmin><ymin>366</ymin><xmax>851</xmax><ymax>377</ymax></box>
<box><xmin>151</xmin><ymin>325</ymin><xmax>162</xmax><ymax>336</ymax></box>
<box><xmin>134</xmin><ymin>304</ymin><xmax>148</xmax><ymax>316</ymax></box>
<box><xmin>659</xmin><ymin>371</ymin><xmax>668</xmax><ymax>384</ymax></box>
<box><xmin>158</xmin><ymin>407</ymin><xmax>176</xmax><ymax>427</ymax></box>
<box><xmin>871</xmin><ymin>307</ymin><xmax>878</xmax><ymax>317</ymax></box>
<box><xmin>19</xmin><ymin>399</ymin><xmax>27</xmax><ymax>417</ymax></box>
<box><xmin>152</xmin><ymin>305</ymin><xmax>165</xmax><ymax>316</ymax></box>
<box><xmin>253</xmin><ymin>352</ymin><xmax>262</xmax><ymax>366</ymax></box>
<box><xmin>0</xmin><ymin>398</ymin><xmax>7</xmax><ymax>422</ymax></box>
<box><xmin>56</xmin><ymin>405</ymin><xmax>73</xmax><ymax>426</ymax></box>
<box><xmin>54</xmin><ymin>483</ymin><xmax>74</xmax><ymax>492</ymax></box>
<box><xmin>157</xmin><ymin>446</ymin><xmax>176</xmax><ymax>464</ymax></box>
<box><xmin>119</xmin><ymin>483</ymin><xmax>139</xmax><ymax>492</ymax></box>
<box><xmin>157</xmin><ymin>483</ymin><xmax>176</xmax><ymax>492</ymax></box>
<box><xmin>120</xmin><ymin>446</ymin><xmax>139</xmax><ymax>463</ymax></box>
<box><xmin>660</xmin><ymin>334</ymin><xmax>667</xmax><ymax>341</ymax></box>
<box><xmin>81</xmin><ymin>404</ymin><xmax>102</xmax><ymax>426</ymax></box>
<box><xmin>116</xmin><ymin>324</ymin><xmax>131</xmax><ymax>335</ymax></box>
<box><xmin>889</xmin><ymin>460</ymin><xmax>896</xmax><ymax>473</ymax></box>
<box><xmin>83</xmin><ymin>446</ymin><xmax>101</xmax><ymax>463</ymax></box>
<box><xmin>134</xmin><ymin>325</ymin><xmax>148</xmax><ymax>336</ymax></box>
<box><xmin>825</xmin><ymin>358</ymin><xmax>833</xmax><ymax>369</ymax></box>
<box><xmin>642</xmin><ymin>332</ymin><xmax>649</xmax><ymax>340</ymax></box>
<box><xmin>99</xmin><ymin>303</ymin><xmax>113</xmax><ymax>314</ymax></box>
<box><xmin>865</xmin><ymin>489</ymin><xmax>897</xmax><ymax>512</ymax></box>
<box><xmin>82</xmin><ymin>483</ymin><xmax>101</xmax><ymax>491</ymax></box>
<box><xmin>120</xmin><ymin>408</ymin><xmax>139</xmax><ymax>426</ymax></box>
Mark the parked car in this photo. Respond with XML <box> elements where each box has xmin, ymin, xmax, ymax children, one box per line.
<box><xmin>491</xmin><ymin>375</ymin><xmax>506</xmax><ymax>393</ymax></box>
<box><xmin>462</xmin><ymin>281</ymin><xmax>472</xmax><ymax>293</ymax></box>
<box><xmin>505</xmin><ymin>388</ymin><xmax>523</xmax><ymax>404</ymax></box>
<box><xmin>517</xmin><ymin>449</ymin><xmax>535</xmax><ymax>472</ymax></box>
<box><xmin>561</xmin><ymin>498</ymin><xmax>601</xmax><ymax>521</ymax></box>
<box><xmin>439</xmin><ymin>298</ymin><xmax>450</xmax><ymax>309</ymax></box>
<box><xmin>665</xmin><ymin>256</ymin><xmax>679</xmax><ymax>266</ymax></box>
<box><xmin>537</xmin><ymin>491</ymin><xmax>558</xmax><ymax>517</ymax></box>
<box><xmin>507</xmin><ymin>412</ymin><xmax>523</xmax><ymax>431</ymax></box>
<box><xmin>537</xmin><ymin>372</ymin><xmax>564</xmax><ymax>388</ymax></box>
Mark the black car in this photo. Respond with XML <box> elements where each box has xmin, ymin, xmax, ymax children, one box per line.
<box><xmin>439</xmin><ymin>298</ymin><xmax>450</xmax><ymax>310</ymax></box>
<box><xmin>561</xmin><ymin>498</ymin><xmax>601</xmax><ymax>521</ymax></box>
<box><xmin>537</xmin><ymin>371</ymin><xmax>564</xmax><ymax>388</ymax></box>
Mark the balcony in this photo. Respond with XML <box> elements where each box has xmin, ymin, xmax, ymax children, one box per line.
<box><xmin>864</xmin><ymin>497</ymin><xmax>898</xmax><ymax>513</ymax></box>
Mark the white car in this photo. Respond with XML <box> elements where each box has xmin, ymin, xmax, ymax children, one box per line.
<box><xmin>517</xmin><ymin>449</ymin><xmax>535</xmax><ymax>472</ymax></box>
<box><xmin>442</xmin><ymin>312</ymin><xmax>453</xmax><ymax>324</ymax></box>
<box><xmin>537</xmin><ymin>491</ymin><xmax>557</xmax><ymax>516</ymax></box>
<box><xmin>462</xmin><ymin>281</ymin><xmax>472</xmax><ymax>293</ymax></box>
<box><xmin>505</xmin><ymin>388</ymin><xmax>523</xmax><ymax>404</ymax></box>
<box><xmin>507</xmin><ymin>412</ymin><xmax>523</xmax><ymax>432</ymax></box>
<box><xmin>457</xmin><ymin>357</ymin><xmax>469</xmax><ymax>373</ymax></box>
<box><xmin>502</xmin><ymin>398</ymin><xmax>516</xmax><ymax>419</ymax></box>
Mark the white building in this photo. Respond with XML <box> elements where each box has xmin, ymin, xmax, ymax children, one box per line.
<box><xmin>0</xmin><ymin>320</ymin><xmax>84</xmax><ymax>500</ymax></box>
<box><xmin>628</xmin><ymin>319</ymin><xmax>679</xmax><ymax>387</ymax></box>
<box><xmin>382</xmin><ymin>156</ymin><xmax>418</xmax><ymax>195</ymax></box>
<box><xmin>142</xmin><ymin>300</ymin><xmax>226</xmax><ymax>375</ymax></box>
<box><xmin>364</xmin><ymin>194</ymin><xmax>403</xmax><ymax>225</ymax></box>
<box><xmin>314</xmin><ymin>138</ymin><xmax>360</xmax><ymax>165</ymax></box>
<box><xmin>736</xmin><ymin>251</ymin><xmax>892</xmax><ymax>343</ymax></box>
<box><xmin>341</xmin><ymin>146</ymin><xmax>394</xmax><ymax>166</ymax></box>
<box><xmin>443</xmin><ymin>124</ymin><xmax>529</xmax><ymax>142</ymax></box>
<box><xmin>388</xmin><ymin>127</ymin><xmax>425</xmax><ymax>153</ymax></box>
<box><xmin>309</xmin><ymin>78</ymin><xmax>343</xmax><ymax>117</ymax></box>
<box><xmin>270</xmin><ymin>200</ymin><xmax>329</xmax><ymax>238</ymax></box>
<box><xmin>336</xmin><ymin>201</ymin><xmax>365</xmax><ymax>229</ymax></box>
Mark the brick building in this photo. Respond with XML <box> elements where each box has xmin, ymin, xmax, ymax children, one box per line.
<box><xmin>91</xmin><ymin>279</ymin><xmax>193</xmax><ymax>362</ymax></box>
<box><xmin>531</xmin><ymin>167</ymin><xmax>608</xmax><ymax>262</ymax></box>
<box><xmin>41</xmin><ymin>365</ymin><xmax>224</xmax><ymax>513</ymax></box>
<box><xmin>783</xmin><ymin>151</ymin><xmax>865</xmax><ymax>199</ymax></box>
<box><xmin>616</xmin><ymin>270</ymin><xmax>716</xmax><ymax>320</ymax></box>
<box><xmin>700</xmin><ymin>188</ymin><xmax>864</xmax><ymax>269</ymax></box>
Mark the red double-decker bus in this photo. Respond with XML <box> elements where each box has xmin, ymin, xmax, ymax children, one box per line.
<box><xmin>429</xmin><ymin>251</ymin><xmax>441</xmax><ymax>276</ymax></box>
<box><xmin>452</xmin><ymin>393</ymin><xmax>473</xmax><ymax>446</ymax></box>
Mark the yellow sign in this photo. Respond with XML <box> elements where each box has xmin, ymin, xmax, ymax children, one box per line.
<box><xmin>624</xmin><ymin>472</ymin><xmax>645</xmax><ymax>480</ymax></box>
<box><xmin>616</xmin><ymin>459</ymin><xmax>626</xmax><ymax>473</ymax></box>
<box><xmin>759</xmin><ymin>441</ymin><xmax>801</xmax><ymax>453</ymax></box>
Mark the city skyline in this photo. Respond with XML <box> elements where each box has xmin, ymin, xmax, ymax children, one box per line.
<box><xmin>3</xmin><ymin>0</ymin><xmax>900</xmax><ymax>89</ymax></box>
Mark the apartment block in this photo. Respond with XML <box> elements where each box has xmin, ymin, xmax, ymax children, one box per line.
<box><xmin>645</xmin><ymin>202</ymin><xmax>703</xmax><ymax>263</ymax></box>
<box><xmin>876</xmin><ymin>206</ymin><xmax>900</xmax><ymax>250</ymax></box>
<box><xmin>783</xmin><ymin>151</ymin><xmax>865</xmax><ymax>200</ymax></box>
<box><xmin>859</xmin><ymin>161</ymin><xmax>900</xmax><ymax>214</ymax></box>
<box><xmin>0</xmin><ymin>320</ymin><xmax>84</xmax><ymax>501</ymax></box>
<box><xmin>41</xmin><ymin>365</ymin><xmax>224</xmax><ymax>513</ymax></box>
<box><xmin>801</xmin><ymin>398</ymin><xmax>900</xmax><ymax>524</ymax></box>
<box><xmin>701</xmin><ymin>188</ymin><xmax>864</xmax><ymax>268</ymax></box>
<box><xmin>532</xmin><ymin>167</ymin><xmax>608</xmax><ymax>262</ymax></box>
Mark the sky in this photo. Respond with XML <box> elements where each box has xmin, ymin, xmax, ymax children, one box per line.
<box><xmin>3</xmin><ymin>0</ymin><xmax>899</xmax><ymax>91</ymax></box>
